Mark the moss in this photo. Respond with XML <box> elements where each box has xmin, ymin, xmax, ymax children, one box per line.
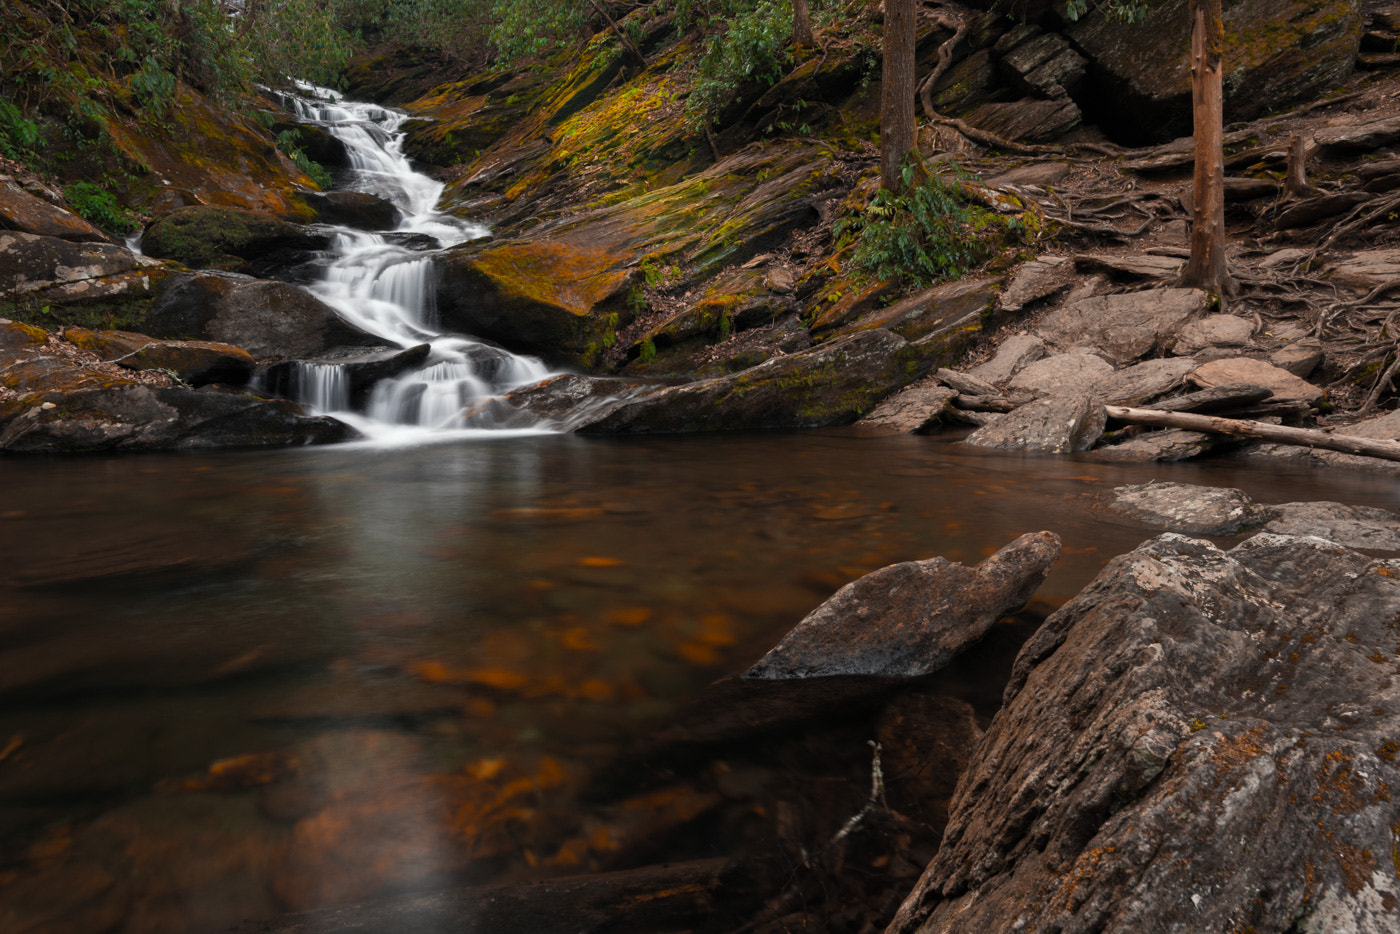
<box><xmin>0</xmin><ymin>295</ymin><xmax>154</xmax><ymax>334</ymax></box>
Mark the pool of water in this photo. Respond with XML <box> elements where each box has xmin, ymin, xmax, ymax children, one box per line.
<box><xmin>1</xmin><ymin>431</ymin><xmax>1394</xmax><ymax>931</ymax></box>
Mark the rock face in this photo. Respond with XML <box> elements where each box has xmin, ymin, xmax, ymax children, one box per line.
<box><xmin>0</xmin><ymin>177</ymin><xmax>112</xmax><ymax>242</ymax></box>
<box><xmin>580</xmin><ymin>329</ymin><xmax>929</xmax><ymax>433</ymax></box>
<box><xmin>1064</xmin><ymin>0</ymin><xmax>1362</xmax><ymax>143</ymax></box>
<box><xmin>889</xmin><ymin>531</ymin><xmax>1400</xmax><ymax>934</ymax></box>
<box><xmin>744</xmin><ymin>531</ymin><xmax>1061</xmax><ymax>679</ymax></box>
<box><xmin>144</xmin><ymin>273</ymin><xmax>380</xmax><ymax>360</ymax></box>
<box><xmin>139</xmin><ymin>206</ymin><xmax>331</xmax><ymax>276</ymax></box>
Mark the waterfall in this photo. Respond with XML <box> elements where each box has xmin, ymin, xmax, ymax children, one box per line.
<box><xmin>275</xmin><ymin>83</ymin><xmax>554</xmax><ymax>439</ymax></box>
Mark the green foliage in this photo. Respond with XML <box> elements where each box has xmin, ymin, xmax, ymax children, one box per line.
<box><xmin>837</xmin><ymin>162</ymin><xmax>1038</xmax><ymax>287</ymax></box>
<box><xmin>637</xmin><ymin>337</ymin><xmax>657</xmax><ymax>363</ymax></box>
<box><xmin>0</xmin><ymin>100</ymin><xmax>40</xmax><ymax>160</ymax></box>
<box><xmin>490</xmin><ymin>0</ymin><xmax>588</xmax><ymax>62</ymax></box>
<box><xmin>276</xmin><ymin>129</ymin><xmax>335</xmax><ymax>189</ymax></box>
<box><xmin>1064</xmin><ymin>0</ymin><xmax>1149</xmax><ymax>23</ymax></box>
<box><xmin>63</xmin><ymin>181</ymin><xmax>138</xmax><ymax>234</ymax></box>
<box><xmin>683</xmin><ymin>0</ymin><xmax>796</xmax><ymax>129</ymax></box>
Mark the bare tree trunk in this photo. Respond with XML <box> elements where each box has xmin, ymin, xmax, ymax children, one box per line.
<box><xmin>880</xmin><ymin>0</ymin><xmax>918</xmax><ymax>192</ymax></box>
<box><xmin>792</xmin><ymin>0</ymin><xmax>816</xmax><ymax>49</ymax></box>
<box><xmin>1180</xmin><ymin>0</ymin><xmax>1234</xmax><ymax>295</ymax></box>
<box><xmin>1105</xmin><ymin>406</ymin><xmax>1400</xmax><ymax>463</ymax></box>
<box><xmin>1285</xmin><ymin>132</ymin><xmax>1313</xmax><ymax>196</ymax></box>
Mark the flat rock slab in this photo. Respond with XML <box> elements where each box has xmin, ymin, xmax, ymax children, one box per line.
<box><xmin>997</xmin><ymin>256</ymin><xmax>1071</xmax><ymax>313</ymax></box>
<box><xmin>744</xmin><ymin>532</ymin><xmax>1061</xmax><ymax>680</ymax></box>
<box><xmin>964</xmin><ymin>394</ymin><xmax>1106</xmax><ymax>453</ymax></box>
<box><xmin>0</xmin><ymin>177</ymin><xmax>111</xmax><ymax>243</ymax></box>
<box><xmin>1007</xmin><ymin>352</ymin><xmax>1114</xmax><ymax>397</ymax></box>
<box><xmin>1188</xmin><ymin>356</ymin><xmax>1323</xmax><ymax>405</ymax></box>
<box><xmin>1323</xmin><ymin>247</ymin><xmax>1400</xmax><ymax>290</ymax></box>
<box><xmin>853</xmin><ymin>386</ymin><xmax>958</xmax><ymax>434</ymax></box>
<box><xmin>1314</xmin><ymin>113</ymin><xmax>1400</xmax><ymax>153</ymax></box>
<box><xmin>1170</xmin><ymin>313</ymin><xmax>1254</xmax><ymax>355</ymax></box>
<box><xmin>1102</xmin><ymin>481</ymin><xmax>1277</xmax><ymax>535</ymax></box>
<box><xmin>1097</xmin><ymin>357</ymin><xmax>1196</xmax><ymax>406</ymax></box>
<box><xmin>966</xmin><ymin>334</ymin><xmax>1046</xmax><ymax>387</ymax></box>
<box><xmin>1264</xmin><ymin>501</ymin><xmax>1400</xmax><ymax>552</ymax></box>
<box><xmin>1035</xmin><ymin>288</ymin><xmax>1209</xmax><ymax>364</ymax></box>
<box><xmin>889</xmin><ymin>531</ymin><xmax>1400</xmax><ymax>934</ymax></box>
<box><xmin>61</xmin><ymin>326</ymin><xmax>255</xmax><ymax>386</ymax></box>
<box><xmin>1073</xmin><ymin>253</ymin><xmax>1185</xmax><ymax>279</ymax></box>
<box><xmin>1090</xmin><ymin>428</ymin><xmax>1219</xmax><ymax>462</ymax></box>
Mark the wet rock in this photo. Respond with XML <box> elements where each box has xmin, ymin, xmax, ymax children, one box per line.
<box><xmin>876</xmin><ymin>693</ymin><xmax>983</xmax><ymax>835</ymax></box>
<box><xmin>1263</xmin><ymin>500</ymin><xmax>1400</xmax><ymax>551</ymax></box>
<box><xmin>0</xmin><ymin>384</ymin><xmax>358</xmax><ymax>454</ymax></box>
<box><xmin>1169</xmin><ymin>313</ymin><xmax>1255</xmax><ymax>355</ymax></box>
<box><xmin>963</xmin><ymin>393</ymin><xmax>1106</xmax><ymax>453</ymax></box>
<box><xmin>1103</xmin><ymin>481</ymin><xmax>1277</xmax><ymax>535</ymax></box>
<box><xmin>1188</xmin><ymin>356</ymin><xmax>1324</xmax><ymax>405</ymax></box>
<box><xmin>145</xmin><ymin>272</ymin><xmax>381</xmax><ymax>360</ymax></box>
<box><xmin>745</xmin><ymin>532</ymin><xmax>1061</xmax><ymax>680</ymax></box>
<box><xmin>1063</xmin><ymin>0</ymin><xmax>1362</xmax><ymax>143</ymax></box>
<box><xmin>472</xmin><ymin>373</ymin><xmax>659</xmax><ymax>430</ymax></box>
<box><xmin>888</xmin><ymin>532</ymin><xmax>1400</xmax><ymax>934</ymax></box>
<box><xmin>1007</xmin><ymin>352</ymin><xmax>1114</xmax><ymax>397</ymax></box>
<box><xmin>1035</xmin><ymin>287</ymin><xmax>1209</xmax><ymax>364</ymax></box>
<box><xmin>0</xmin><ymin>176</ymin><xmax>112</xmax><ymax>242</ymax></box>
<box><xmin>853</xmin><ymin>386</ymin><xmax>959</xmax><ymax>434</ymax></box>
<box><xmin>140</xmin><ymin>206</ymin><xmax>331</xmax><ymax>276</ymax></box>
<box><xmin>579</xmin><ymin>329</ymin><xmax>929</xmax><ymax>434</ymax></box>
<box><xmin>1091</xmin><ymin>428</ymin><xmax>1220</xmax><ymax>462</ymax></box>
<box><xmin>966</xmin><ymin>334</ymin><xmax>1046</xmax><ymax>386</ymax></box>
<box><xmin>61</xmin><ymin>326</ymin><xmax>255</xmax><ymax>386</ymax></box>
<box><xmin>259</xmin><ymin>344</ymin><xmax>432</xmax><ymax>403</ymax></box>
<box><xmin>305</xmin><ymin>191</ymin><xmax>402</xmax><ymax>230</ymax></box>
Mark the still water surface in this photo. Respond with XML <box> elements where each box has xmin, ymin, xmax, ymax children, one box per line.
<box><xmin>1</xmin><ymin>432</ymin><xmax>1394</xmax><ymax>931</ymax></box>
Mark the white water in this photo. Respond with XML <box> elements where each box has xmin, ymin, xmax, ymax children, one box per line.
<box><xmin>276</xmin><ymin>83</ymin><xmax>555</xmax><ymax>441</ymax></box>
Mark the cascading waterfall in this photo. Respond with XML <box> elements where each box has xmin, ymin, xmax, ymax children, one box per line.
<box><xmin>275</xmin><ymin>83</ymin><xmax>554</xmax><ymax>438</ymax></box>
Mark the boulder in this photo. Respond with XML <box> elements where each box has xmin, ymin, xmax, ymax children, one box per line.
<box><xmin>1314</xmin><ymin>114</ymin><xmax>1400</xmax><ymax>154</ymax></box>
<box><xmin>888</xmin><ymin>532</ymin><xmax>1400</xmax><ymax>934</ymax></box>
<box><xmin>1263</xmin><ymin>500</ymin><xmax>1400</xmax><ymax>551</ymax></box>
<box><xmin>0</xmin><ymin>177</ymin><xmax>112</xmax><ymax>242</ymax></box>
<box><xmin>305</xmin><ymin>191</ymin><xmax>402</xmax><ymax>231</ymax></box>
<box><xmin>1007</xmin><ymin>352</ymin><xmax>1114</xmax><ymax>397</ymax></box>
<box><xmin>853</xmin><ymin>386</ymin><xmax>959</xmax><ymax>434</ymax></box>
<box><xmin>61</xmin><ymin>326</ymin><xmax>255</xmax><ymax>386</ymax></box>
<box><xmin>963</xmin><ymin>393</ymin><xmax>1106</xmax><ymax>453</ymax></box>
<box><xmin>144</xmin><ymin>273</ymin><xmax>381</xmax><ymax>360</ymax></box>
<box><xmin>579</xmin><ymin>329</ymin><xmax>929</xmax><ymax>434</ymax></box>
<box><xmin>464</xmin><ymin>373</ymin><xmax>659</xmax><ymax>430</ymax></box>
<box><xmin>1035</xmin><ymin>288</ymin><xmax>1210</xmax><ymax>364</ymax></box>
<box><xmin>0</xmin><ymin>385</ymin><xmax>357</xmax><ymax>453</ymax></box>
<box><xmin>745</xmin><ymin>531</ymin><xmax>1061</xmax><ymax>680</ymax></box>
<box><xmin>1323</xmin><ymin>247</ymin><xmax>1400</xmax><ymax>290</ymax></box>
<box><xmin>1170</xmin><ymin>313</ymin><xmax>1255</xmax><ymax>355</ymax></box>
<box><xmin>1073</xmin><ymin>253</ymin><xmax>1184</xmax><ymax>280</ymax></box>
<box><xmin>966</xmin><ymin>334</ymin><xmax>1046</xmax><ymax>386</ymax></box>
<box><xmin>1269</xmin><ymin>337</ymin><xmax>1324</xmax><ymax>377</ymax></box>
<box><xmin>1091</xmin><ymin>428</ymin><xmax>1221</xmax><ymax>461</ymax></box>
<box><xmin>0</xmin><ymin>231</ymin><xmax>165</xmax><ymax>308</ymax></box>
<box><xmin>841</xmin><ymin>277</ymin><xmax>997</xmax><ymax>343</ymax></box>
<box><xmin>139</xmin><ymin>206</ymin><xmax>331</xmax><ymax>276</ymax></box>
<box><xmin>1096</xmin><ymin>357</ymin><xmax>1197</xmax><ymax>406</ymax></box>
<box><xmin>996</xmin><ymin>255</ymin><xmax>1072</xmax><ymax>313</ymax></box>
<box><xmin>1102</xmin><ymin>481</ymin><xmax>1278</xmax><ymax>535</ymax></box>
<box><xmin>1188</xmin><ymin>356</ymin><xmax>1324</xmax><ymax>405</ymax></box>
<box><xmin>1063</xmin><ymin>0</ymin><xmax>1362</xmax><ymax>143</ymax></box>
<box><xmin>436</xmin><ymin>239</ymin><xmax>635</xmax><ymax>366</ymax></box>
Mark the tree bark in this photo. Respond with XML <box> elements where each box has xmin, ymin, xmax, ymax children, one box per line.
<box><xmin>586</xmin><ymin>0</ymin><xmax>647</xmax><ymax>68</ymax></box>
<box><xmin>1179</xmin><ymin>0</ymin><xmax>1235</xmax><ymax>295</ymax></box>
<box><xmin>792</xmin><ymin>0</ymin><xmax>816</xmax><ymax>49</ymax></box>
<box><xmin>880</xmin><ymin>0</ymin><xmax>918</xmax><ymax>192</ymax></box>
<box><xmin>1104</xmin><ymin>406</ymin><xmax>1400</xmax><ymax>463</ymax></box>
<box><xmin>1285</xmin><ymin>132</ymin><xmax>1313</xmax><ymax>197</ymax></box>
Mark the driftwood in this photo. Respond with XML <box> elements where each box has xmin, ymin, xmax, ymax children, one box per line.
<box><xmin>1105</xmin><ymin>406</ymin><xmax>1400</xmax><ymax>462</ymax></box>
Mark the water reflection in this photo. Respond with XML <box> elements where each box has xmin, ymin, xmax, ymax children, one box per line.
<box><xmin>0</xmin><ymin>432</ymin><xmax>1395</xmax><ymax>931</ymax></box>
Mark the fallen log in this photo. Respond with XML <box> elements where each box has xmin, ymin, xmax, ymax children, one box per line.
<box><xmin>1104</xmin><ymin>406</ymin><xmax>1400</xmax><ymax>462</ymax></box>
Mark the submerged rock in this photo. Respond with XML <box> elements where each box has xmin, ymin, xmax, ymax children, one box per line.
<box><xmin>579</xmin><ymin>329</ymin><xmax>929</xmax><ymax>433</ymax></box>
<box><xmin>1102</xmin><ymin>481</ymin><xmax>1277</xmax><ymax>535</ymax></box>
<box><xmin>888</xmin><ymin>531</ymin><xmax>1400</xmax><ymax>934</ymax></box>
<box><xmin>744</xmin><ymin>531</ymin><xmax>1061</xmax><ymax>680</ymax></box>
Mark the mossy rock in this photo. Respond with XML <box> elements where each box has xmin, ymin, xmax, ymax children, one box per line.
<box><xmin>140</xmin><ymin>206</ymin><xmax>330</xmax><ymax>275</ymax></box>
<box><xmin>61</xmin><ymin>326</ymin><xmax>255</xmax><ymax>386</ymax></box>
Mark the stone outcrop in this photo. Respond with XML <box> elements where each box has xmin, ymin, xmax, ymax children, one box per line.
<box><xmin>0</xmin><ymin>177</ymin><xmax>112</xmax><ymax>243</ymax></box>
<box><xmin>745</xmin><ymin>532</ymin><xmax>1061</xmax><ymax>679</ymax></box>
<box><xmin>139</xmin><ymin>206</ymin><xmax>331</xmax><ymax>276</ymax></box>
<box><xmin>61</xmin><ymin>326</ymin><xmax>255</xmax><ymax>386</ymax></box>
<box><xmin>889</xmin><ymin>531</ymin><xmax>1400</xmax><ymax>934</ymax></box>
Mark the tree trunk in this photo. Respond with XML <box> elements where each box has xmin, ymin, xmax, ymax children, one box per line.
<box><xmin>792</xmin><ymin>0</ymin><xmax>816</xmax><ymax>49</ymax></box>
<box><xmin>1180</xmin><ymin>0</ymin><xmax>1234</xmax><ymax>295</ymax></box>
<box><xmin>880</xmin><ymin>0</ymin><xmax>918</xmax><ymax>192</ymax></box>
<box><xmin>586</xmin><ymin>0</ymin><xmax>647</xmax><ymax>68</ymax></box>
<box><xmin>1285</xmin><ymin>132</ymin><xmax>1312</xmax><ymax>196</ymax></box>
<box><xmin>1104</xmin><ymin>406</ymin><xmax>1400</xmax><ymax>463</ymax></box>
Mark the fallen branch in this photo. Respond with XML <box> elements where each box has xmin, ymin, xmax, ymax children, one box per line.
<box><xmin>1104</xmin><ymin>406</ymin><xmax>1400</xmax><ymax>462</ymax></box>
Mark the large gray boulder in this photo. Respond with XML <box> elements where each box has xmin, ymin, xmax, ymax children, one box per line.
<box><xmin>745</xmin><ymin>532</ymin><xmax>1061</xmax><ymax>680</ymax></box>
<box><xmin>1035</xmin><ymin>288</ymin><xmax>1209</xmax><ymax>365</ymax></box>
<box><xmin>888</xmin><ymin>531</ymin><xmax>1400</xmax><ymax>934</ymax></box>
<box><xmin>963</xmin><ymin>393</ymin><xmax>1106</xmax><ymax>453</ymax></box>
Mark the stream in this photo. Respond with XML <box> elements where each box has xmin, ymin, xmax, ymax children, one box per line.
<box><xmin>3</xmin><ymin>90</ymin><xmax>1400</xmax><ymax>932</ymax></box>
